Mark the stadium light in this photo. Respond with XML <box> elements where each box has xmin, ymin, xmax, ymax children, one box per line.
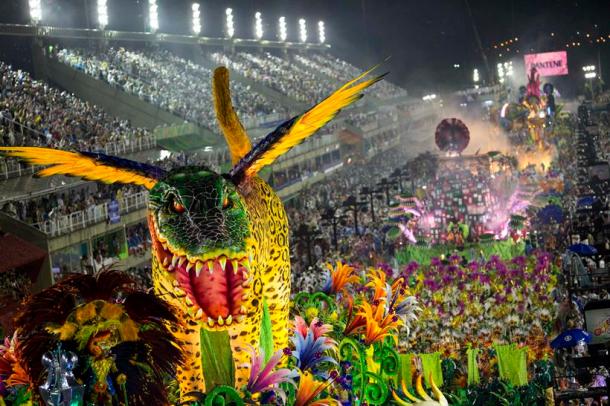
<box><xmin>225</xmin><ymin>8</ymin><xmax>235</xmax><ymax>38</ymax></box>
<box><xmin>497</xmin><ymin>62</ymin><xmax>505</xmax><ymax>83</ymax></box>
<box><xmin>422</xmin><ymin>94</ymin><xmax>437</xmax><ymax>101</ymax></box>
<box><xmin>582</xmin><ymin>65</ymin><xmax>597</xmax><ymax>79</ymax></box>
<box><xmin>504</xmin><ymin>61</ymin><xmax>513</xmax><ymax>77</ymax></box>
<box><xmin>254</xmin><ymin>11</ymin><xmax>263</xmax><ymax>39</ymax></box>
<box><xmin>97</xmin><ymin>0</ymin><xmax>108</xmax><ymax>29</ymax></box>
<box><xmin>318</xmin><ymin>21</ymin><xmax>325</xmax><ymax>44</ymax></box>
<box><xmin>148</xmin><ymin>0</ymin><xmax>159</xmax><ymax>32</ymax></box>
<box><xmin>192</xmin><ymin>3</ymin><xmax>201</xmax><ymax>35</ymax></box>
<box><xmin>28</xmin><ymin>0</ymin><xmax>42</xmax><ymax>24</ymax></box>
<box><xmin>473</xmin><ymin>68</ymin><xmax>480</xmax><ymax>83</ymax></box>
<box><xmin>299</xmin><ymin>18</ymin><xmax>307</xmax><ymax>43</ymax></box>
<box><xmin>278</xmin><ymin>16</ymin><xmax>287</xmax><ymax>41</ymax></box>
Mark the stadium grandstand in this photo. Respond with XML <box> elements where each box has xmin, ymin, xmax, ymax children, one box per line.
<box><xmin>0</xmin><ymin>21</ymin><xmax>438</xmax><ymax>292</ymax></box>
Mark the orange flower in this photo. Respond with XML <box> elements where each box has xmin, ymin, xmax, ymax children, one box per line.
<box><xmin>366</xmin><ymin>268</ymin><xmax>389</xmax><ymax>302</ymax></box>
<box><xmin>295</xmin><ymin>371</ymin><xmax>340</xmax><ymax>406</ymax></box>
<box><xmin>324</xmin><ymin>261</ymin><xmax>359</xmax><ymax>295</ymax></box>
<box><xmin>0</xmin><ymin>334</ymin><xmax>31</xmax><ymax>388</ymax></box>
<box><xmin>357</xmin><ymin>301</ymin><xmax>403</xmax><ymax>345</ymax></box>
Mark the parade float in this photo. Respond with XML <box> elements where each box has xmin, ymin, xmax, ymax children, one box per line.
<box><xmin>386</xmin><ymin>118</ymin><xmax>531</xmax><ymax>265</ymax></box>
<box><xmin>0</xmin><ymin>67</ymin><xmax>559</xmax><ymax>405</ymax></box>
<box><xmin>492</xmin><ymin>66</ymin><xmax>563</xmax><ymax>160</ymax></box>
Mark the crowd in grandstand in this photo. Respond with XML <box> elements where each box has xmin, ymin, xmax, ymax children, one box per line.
<box><xmin>299</xmin><ymin>53</ymin><xmax>408</xmax><ymax>99</ymax></box>
<box><xmin>0</xmin><ymin>61</ymin><xmax>149</xmax><ymax>150</ymax></box>
<box><xmin>1</xmin><ymin>183</ymin><xmax>140</xmax><ymax>227</ymax></box>
<box><xmin>211</xmin><ymin>51</ymin><xmax>337</xmax><ymax>103</ymax></box>
<box><xmin>56</xmin><ymin>47</ymin><xmax>287</xmax><ymax>131</ymax></box>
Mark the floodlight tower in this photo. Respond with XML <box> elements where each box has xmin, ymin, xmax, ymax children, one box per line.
<box><xmin>473</xmin><ymin>68</ymin><xmax>480</xmax><ymax>88</ymax></box>
<box><xmin>254</xmin><ymin>11</ymin><xmax>263</xmax><ymax>39</ymax></box>
<box><xmin>28</xmin><ymin>0</ymin><xmax>42</xmax><ymax>25</ymax></box>
<box><xmin>97</xmin><ymin>0</ymin><xmax>108</xmax><ymax>30</ymax></box>
<box><xmin>299</xmin><ymin>18</ymin><xmax>307</xmax><ymax>43</ymax></box>
<box><xmin>318</xmin><ymin>21</ymin><xmax>325</xmax><ymax>44</ymax></box>
<box><xmin>148</xmin><ymin>0</ymin><xmax>159</xmax><ymax>32</ymax></box>
<box><xmin>192</xmin><ymin>3</ymin><xmax>201</xmax><ymax>35</ymax></box>
<box><xmin>278</xmin><ymin>16</ymin><xmax>287</xmax><ymax>41</ymax></box>
<box><xmin>225</xmin><ymin>8</ymin><xmax>235</xmax><ymax>38</ymax></box>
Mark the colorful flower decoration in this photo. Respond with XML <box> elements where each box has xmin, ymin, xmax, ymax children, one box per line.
<box><xmin>323</xmin><ymin>261</ymin><xmax>360</xmax><ymax>295</ymax></box>
<box><xmin>246</xmin><ymin>346</ymin><xmax>296</xmax><ymax>400</ymax></box>
<box><xmin>294</xmin><ymin>371</ymin><xmax>340</xmax><ymax>406</ymax></box>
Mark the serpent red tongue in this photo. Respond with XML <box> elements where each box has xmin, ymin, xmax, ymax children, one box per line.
<box><xmin>190</xmin><ymin>261</ymin><xmax>231</xmax><ymax>318</ymax></box>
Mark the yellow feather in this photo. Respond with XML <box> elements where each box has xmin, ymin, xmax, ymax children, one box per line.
<box><xmin>392</xmin><ymin>390</ymin><xmax>414</xmax><ymax>405</ymax></box>
<box><xmin>0</xmin><ymin>147</ymin><xmax>158</xmax><ymax>189</ymax></box>
<box><xmin>212</xmin><ymin>67</ymin><xmax>252</xmax><ymax>165</ymax></box>
<box><xmin>416</xmin><ymin>375</ymin><xmax>433</xmax><ymax>401</ymax></box>
<box><xmin>402</xmin><ymin>379</ymin><xmax>421</xmax><ymax>402</ymax></box>
<box><xmin>244</xmin><ymin>66</ymin><xmax>384</xmax><ymax>177</ymax></box>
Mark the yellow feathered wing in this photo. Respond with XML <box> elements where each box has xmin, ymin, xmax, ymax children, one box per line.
<box><xmin>236</xmin><ymin>66</ymin><xmax>385</xmax><ymax>179</ymax></box>
<box><xmin>212</xmin><ymin>67</ymin><xmax>252</xmax><ymax>165</ymax></box>
<box><xmin>0</xmin><ymin>147</ymin><xmax>160</xmax><ymax>189</ymax></box>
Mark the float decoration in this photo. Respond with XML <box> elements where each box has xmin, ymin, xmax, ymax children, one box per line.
<box><xmin>13</xmin><ymin>270</ymin><xmax>183</xmax><ymax>405</ymax></box>
<box><xmin>0</xmin><ymin>65</ymin><xmax>382</xmax><ymax>400</ymax></box>
<box><xmin>434</xmin><ymin>118</ymin><xmax>470</xmax><ymax>155</ymax></box>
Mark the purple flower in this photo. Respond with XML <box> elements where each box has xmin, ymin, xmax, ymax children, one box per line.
<box><xmin>246</xmin><ymin>347</ymin><xmax>297</xmax><ymax>396</ymax></box>
<box><xmin>468</xmin><ymin>261</ymin><xmax>481</xmax><ymax>272</ymax></box>
<box><xmin>404</xmin><ymin>261</ymin><xmax>420</xmax><ymax>275</ymax></box>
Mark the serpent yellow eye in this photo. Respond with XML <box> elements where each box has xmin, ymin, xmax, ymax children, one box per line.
<box><xmin>172</xmin><ymin>200</ymin><xmax>185</xmax><ymax>214</ymax></box>
<box><xmin>222</xmin><ymin>196</ymin><xmax>231</xmax><ymax>209</ymax></box>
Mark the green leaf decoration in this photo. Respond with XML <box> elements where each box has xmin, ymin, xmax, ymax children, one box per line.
<box><xmin>204</xmin><ymin>385</ymin><xmax>244</xmax><ymax>406</ymax></box>
<box><xmin>419</xmin><ymin>352</ymin><xmax>443</xmax><ymax>388</ymax></box>
<box><xmin>467</xmin><ymin>347</ymin><xmax>481</xmax><ymax>385</ymax></box>
<box><xmin>260</xmin><ymin>298</ymin><xmax>274</xmax><ymax>364</ymax></box>
<box><xmin>494</xmin><ymin>344</ymin><xmax>529</xmax><ymax>387</ymax></box>
<box><xmin>199</xmin><ymin>328</ymin><xmax>235</xmax><ymax>390</ymax></box>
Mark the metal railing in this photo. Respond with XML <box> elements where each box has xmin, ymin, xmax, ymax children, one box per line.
<box><xmin>31</xmin><ymin>191</ymin><xmax>148</xmax><ymax>237</ymax></box>
<box><xmin>0</xmin><ymin>114</ymin><xmax>157</xmax><ymax>180</ymax></box>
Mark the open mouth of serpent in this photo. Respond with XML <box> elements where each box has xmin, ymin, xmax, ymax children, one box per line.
<box><xmin>152</xmin><ymin>228</ymin><xmax>252</xmax><ymax>328</ymax></box>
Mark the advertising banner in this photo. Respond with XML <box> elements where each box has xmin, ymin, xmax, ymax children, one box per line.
<box><xmin>524</xmin><ymin>51</ymin><xmax>568</xmax><ymax>76</ymax></box>
<box><xmin>108</xmin><ymin>199</ymin><xmax>121</xmax><ymax>224</ymax></box>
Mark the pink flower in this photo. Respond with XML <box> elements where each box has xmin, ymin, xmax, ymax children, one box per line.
<box><xmin>294</xmin><ymin>316</ymin><xmax>336</xmax><ymax>346</ymax></box>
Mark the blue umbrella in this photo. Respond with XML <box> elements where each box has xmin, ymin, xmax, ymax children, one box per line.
<box><xmin>537</xmin><ymin>204</ymin><xmax>563</xmax><ymax>224</ymax></box>
<box><xmin>577</xmin><ymin>196</ymin><xmax>597</xmax><ymax>207</ymax></box>
<box><xmin>568</xmin><ymin>243</ymin><xmax>598</xmax><ymax>256</ymax></box>
<box><xmin>551</xmin><ymin>328</ymin><xmax>592</xmax><ymax>349</ymax></box>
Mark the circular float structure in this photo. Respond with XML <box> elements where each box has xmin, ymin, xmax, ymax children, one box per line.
<box><xmin>435</xmin><ymin>118</ymin><xmax>470</xmax><ymax>154</ymax></box>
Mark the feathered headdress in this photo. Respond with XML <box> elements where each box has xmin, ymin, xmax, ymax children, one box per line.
<box><xmin>14</xmin><ymin>270</ymin><xmax>183</xmax><ymax>405</ymax></box>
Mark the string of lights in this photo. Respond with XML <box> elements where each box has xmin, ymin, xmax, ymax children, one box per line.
<box><xmin>488</xmin><ymin>29</ymin><xmax>610</xmax><ymax>57</ymax></box>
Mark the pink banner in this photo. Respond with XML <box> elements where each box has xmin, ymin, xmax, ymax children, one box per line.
<box><xmin>524</xmin><ymin>51</ymin><xmax>568</xmax><ymax>77</ymax></box>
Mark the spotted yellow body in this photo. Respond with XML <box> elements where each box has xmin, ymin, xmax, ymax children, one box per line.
<box><xmin>151</xmin><ymin>175</ymin><xmax>291</xmax><ymax>394</ymax></box>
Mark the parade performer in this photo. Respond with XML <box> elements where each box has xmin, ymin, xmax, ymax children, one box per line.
<box><xmin>0</xmin><ymin>66</ymin><xmax>382</xmax><ymax>397</ymax></box>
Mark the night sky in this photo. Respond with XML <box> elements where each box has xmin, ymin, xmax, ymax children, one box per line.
<box><xmin>0</xmin><ymin>0</ymin><xmax>608</xmax><ymax>93</ymax></box>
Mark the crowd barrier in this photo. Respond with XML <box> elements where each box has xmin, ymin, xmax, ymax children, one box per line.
<box><xmin>31</xmin><ymin>191</ymin><xmax>148</xmax><ymax>237</ymax></box>
<box><xmin>0</xmin><ymin>114</ymin><xmax>157</xmax><ymax>180</ymax></box>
